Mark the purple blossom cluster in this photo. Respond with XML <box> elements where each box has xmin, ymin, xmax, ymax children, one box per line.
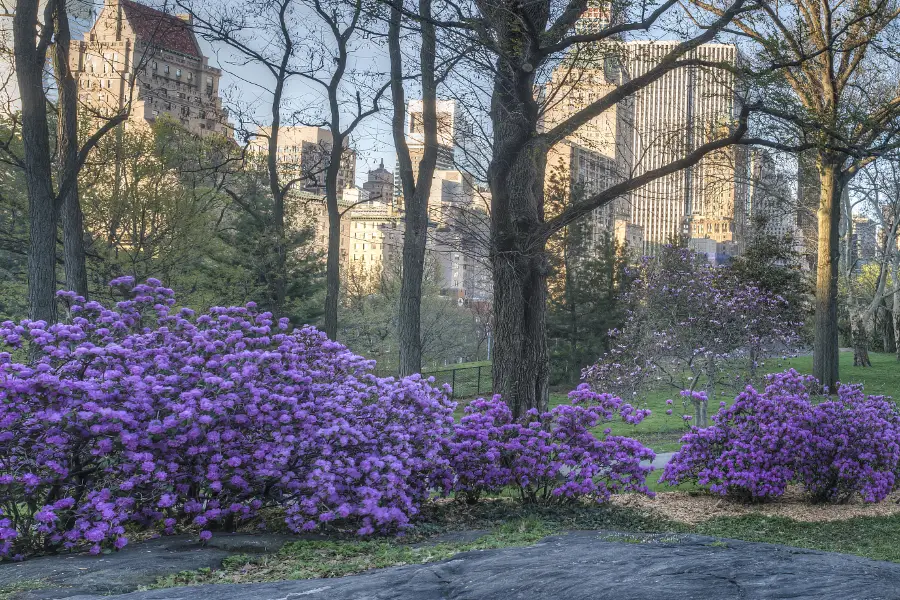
<box><xmin>448</xmin><ymin>386</ymin><xmax>656</xmax><ymax>505</ymax></box>
<box><xmin>586</xmin><ymin>245</ymin><xmax>803</xmax><ymax>426</ymax></box>
<box><xmin>662</xmin><ymin>370</ymin><xmax>900</xmax><ymax>503</ymax></box>
<box><xmin>0</xmin><ymin>278</ymin><xmax>454</xmax><ymax>557</ymax></box>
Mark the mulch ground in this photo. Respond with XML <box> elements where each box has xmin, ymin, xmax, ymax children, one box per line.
<box><xmin>611</xmin><ymin>487</ymin><xmax>900</xmax><ymax>524</ymax></box>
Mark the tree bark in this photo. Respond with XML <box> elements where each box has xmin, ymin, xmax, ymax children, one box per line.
<box><xmin>323</xmin><ymin>192</ymin><xmax>341</xmax><ymax>340</ymax></box>
<box><xmin>812</xmin><ymin>157</ymin><xmax>842</xmax><ymax>391</ymax></box>
<box><xmin>322</xmin><ymin>137</ymin><xmax>344</xmax><ymax>340</ymax></box>
<box><xmin>14</xmin><ymin>0</ymin><xmax>59</xmax><ymax>324</ymax></box>
<box><xmin>391</xmin><ymin>0</ymin><xmax>439</xmax><ymax>377</ymax></box>
<box><xmin>894</xmin><ymin>256</ymin><xmax>900</xmax><ymax>361</ymax></box>
<box><xmin>490</xmin><ymin>134</ymin><xmax>551</xmax><ymax>417</ymax></box>
<box><xmin>53</xmin><ymin>0</ymin><xmax>89</xmax><ymax>298</ymax></box>
<box><xmin>850</xmin><ymin>313</ymin><xmax>872</xmax><ymax>367</ymax></box>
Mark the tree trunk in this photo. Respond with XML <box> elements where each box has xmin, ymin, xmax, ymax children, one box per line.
<box><xmin>398</xmin><ymin>194</ymin><xmax>428</xmax><ymax>375</ymax></box>
<box><xmin>490</xmin><ymin>131</ymin><xmax>551</xmax><ymax>416</ymax></box>
<box><xmin>54</xmin><ymin>0</ymin><xmax>89</xmax><ymax>297</ymax></box>
<box><xmin>14</xmin><ymin>1</ymin><xmax>58</xmax><ymax>324</ymax></box>
<box><xmin>392</xmin><ymin>0</ymin><xmax>438</xmax><ymax>377</ymax></box>
<box><xmin>894</xmin><ymin>257</ymin><xmax>900</xmax><ymax>361</ymax></box>
<box><xmin>850</xmin><ymin>312</ymin><xmax>872</xmax><ymax>367</ymax></box>
<box><xmin>880</xmin><ymin>299</ymin><xmax>895</xmax><ymax>353</ymax></box>
<box><xmin>812</xmin><ymin>157</ymin><xmax>842</xmax><ymax>391</ymax></box>
<box><xmin>322</xmin><ymin>141</ymin><xmax>343</xmax><ymax>341</ymax></box>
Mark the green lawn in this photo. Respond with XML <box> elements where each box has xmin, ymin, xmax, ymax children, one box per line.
<box><xmin>546</xmin><ymin>352</ymin><xmax>900</xmax><ymax>453</ymax></box>
<box><xmin>697</xmin><ymin>514</ymin><xmax>900</xmax><ymax>563</ymax></box>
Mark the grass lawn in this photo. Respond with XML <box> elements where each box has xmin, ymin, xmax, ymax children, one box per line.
<box><xmin>697</xmin><ymin>513</ymin><xmax>900</xmax><ymax>563</ymax></box>
<box><xmin>541</xmin><ymin>351</ymin><xmax>900</xmax><ymax>453</ymax></box>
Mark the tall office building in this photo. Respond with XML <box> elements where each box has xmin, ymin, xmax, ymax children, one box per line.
<box><xmin>542</xmin><ymin>61</ymin><xmax>638</xmax><ymax>249</ymax></box>
<box><xmin>250</xmin><ymin>126</ymin><xmax>356</xmax><ymax>196</ymax></box>
<box><xmin>71</xmin><ymin>0</ymin><xmax>229</xmax><ymax>138</ymax></box>
<box><xmin>394</xmin><ymin>99</ymin><xmax>469</xmax><ymax>207</ymax></box>
<box><xmin>624</xmin><ymin>40</ymin><xmax>746</xmax><ymax>254</ymax></box>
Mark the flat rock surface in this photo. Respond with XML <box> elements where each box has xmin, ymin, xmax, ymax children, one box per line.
<box><xmin>0</xmin><ymin>534</ymin><xmax>297</xmax><ymax>599</ymax></box>
<box><xmin>33</xmin><ymin>531</ymin><xmax>900</xmax><ymax>600</ymax></box>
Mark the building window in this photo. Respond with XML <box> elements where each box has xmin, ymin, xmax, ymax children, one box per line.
<box><xmin>176</xmin><ymin>68</ymin><xmax>182</xmax><ymax>77</ymax></box>
<box><xmin>164</xmin><ymin>65</ymin><xmax>170</xmax><ymax>74</ymax></box>
<box><xmin>152</xmin><ymin>61</ymin><xmax>158</xmax><ymax>71</ymax></box>
<box><xmin>187</xmin><ymin>72</ymin><xmax>193</xmax><ymax>81</ymax></box>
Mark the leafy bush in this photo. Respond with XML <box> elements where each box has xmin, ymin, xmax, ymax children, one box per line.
<box><xmin>586</xmin><ymin>245</ymin><xmax>803</xmax><ymax>426</ymax></box>
<box><xmin>0</xmin><ymin>278</ymin><xmax>454</xmax><ymax>557</ymax></box>
<box><xmin>800</xmin><ymin>387</ymin><xmax>900</xmax><ymax>503</ymax></box>
<box><xmin>448</xmin><ymin>386</ymin><xmax>655</xmax><ymax>504</ymax></box>
<box><xmin>662</xmin><ymin>370</ymin><xmax>900</xmax><ymax>503</ymax></box>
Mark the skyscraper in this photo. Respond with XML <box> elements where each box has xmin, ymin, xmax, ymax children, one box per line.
<box><xmin>623</xmin><ymin>40</ymin><xmax>746</xmax><ymax>254</ymax></box>
<box><xmin>541</xmin><ymin>59</ymin><xmax>636</xmax><ymax>249</ymax></box>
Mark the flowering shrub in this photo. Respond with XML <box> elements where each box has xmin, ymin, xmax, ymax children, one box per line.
<box><xmin>586</xmin><ymin>245</ymin><xmax>803</xmax><ymax>426</ymax></box>
<box><xmin>0</xmin><ymin>278</ymin><xmax>454</xmax><ymax>557</ymax></box>
<box><xmin>661</xmin><ymin>370</ymin><xmax>814</xmax><ymax>500</ymax></box>
<box><xmin>662</xmin><ymin>370</ymin><xmax>900</xmax><ymax>503</ymax></box>
<box><xmin>448</xmin><ymin>386</ymin><xmax>655</xmax><ymax>505</ymax></box>
<box><xmin>800</xmin><ymin>387</ymin><xmax>900</xmax><ymax>504</ymax></box>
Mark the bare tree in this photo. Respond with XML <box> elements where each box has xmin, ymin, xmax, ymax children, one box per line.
<box><xmin>693</xmin><ymin>0</ymin><xmax>900</xmax><ymax>389</ymax></box>
<box><xmin>184</xmin><ymin>0</ymin><xmax>388</xmax><ymax>338</ymax></box>
<box><xmin>844</xmin><ymin>158</ymin><xmax>900</xmax><ymax>366</ymax></box>
<box><xmin>434</xmin><ymin>0</ymin><xmax>753</xmax><ymax>416</ymax></box>
<box><xmin>388</xmin><ymin>0</ymin><xmax>440</xmax><ymax>375</ymax></box>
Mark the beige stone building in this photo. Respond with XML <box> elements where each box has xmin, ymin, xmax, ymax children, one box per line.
<box><xmin>250</xmin><ymin>126</ymin><xmax>356</xmax><ymax>196</ymax></box>
<box><xmin>71</xmin><ymin>0</ymin><xmax>229</xmax><ymax>137</ymax></box>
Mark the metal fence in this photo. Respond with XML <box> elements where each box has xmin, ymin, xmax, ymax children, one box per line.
<box><xmin>424</xmin><ymin>364</ymin><xmax>492</xmax><ymax>400</ymax></box>
<box><xmin>373</xmin><ymin>363</ymin><xmax>493</xmax><ymax>400</ymax></box>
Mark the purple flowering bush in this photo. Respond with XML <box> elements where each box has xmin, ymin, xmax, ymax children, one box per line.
<box><xmin>586</xmin><ymin>245</ymin><xmax>803</xmax><ymax>427</ymax></box>
<box><xmin>448</xmin><ymin>385</ymin><xmax>655</xmax><ymax>505</ymax></box>
<box><xmin>662</xmin><ymin>370</ymin><xmax>900</xmax><ymax>503</ymax></box>
<box><xmin>799</xmin><ymin>387</ymin><xmax>900</xmax><ymax>504</ymax></box>
<box><xmin>0</xmin><ymin>278</ymin><xmax>454</xmax><ymax>557</ymax></box>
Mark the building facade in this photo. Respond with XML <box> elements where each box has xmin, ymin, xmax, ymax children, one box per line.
<box><xmin>71</xmin><ymin>0</ymin><xmax>229</xmax><ymax>137</ymax></box>
<box><xmin>250</xmin><ymin>126</ymin><xmax>356</xmax><ymax>196</ymax></box>
<box><xmin>623</xmin><ymin>40</ymin><xmax>747</xmax><ymax>254</ymax></box>
<box><xmin>363</xmin><ymin>160</ymin><xmax>394</xmax><ymax>205</ymax></box>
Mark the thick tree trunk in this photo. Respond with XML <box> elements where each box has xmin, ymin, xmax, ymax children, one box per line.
<box><xmin>14</xmin><ymin>1</ymin><xmax>58</xmax><ymax>324</ymax></box>
<box><xmin>54</xmin><ymin>0</ymin><xmax>89</xmax><ymax>297</ymax></box>
<box><xmin>492</xmin><ymin>242</ymin><xmax>551</xmax><ymax>418</ymax></box>
<box><xmin>490</xmin><ymin>136</ymin><xmax>551</xmax><ymax>417</ymax></box>
<box><xmin>812</xmin><ymin>158</ymin><xmax>842</xmax><ymax>391</ymax></box>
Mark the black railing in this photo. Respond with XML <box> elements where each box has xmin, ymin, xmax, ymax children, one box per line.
<box><xmin>373</xmin><ymin>363</ymin><xmax>493</xmax><ymax>400</ymax></box>
<box><xmin>423</xmin><ymin>364</ymin><xmax>492</xmax><ymax>400</ymax></box>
